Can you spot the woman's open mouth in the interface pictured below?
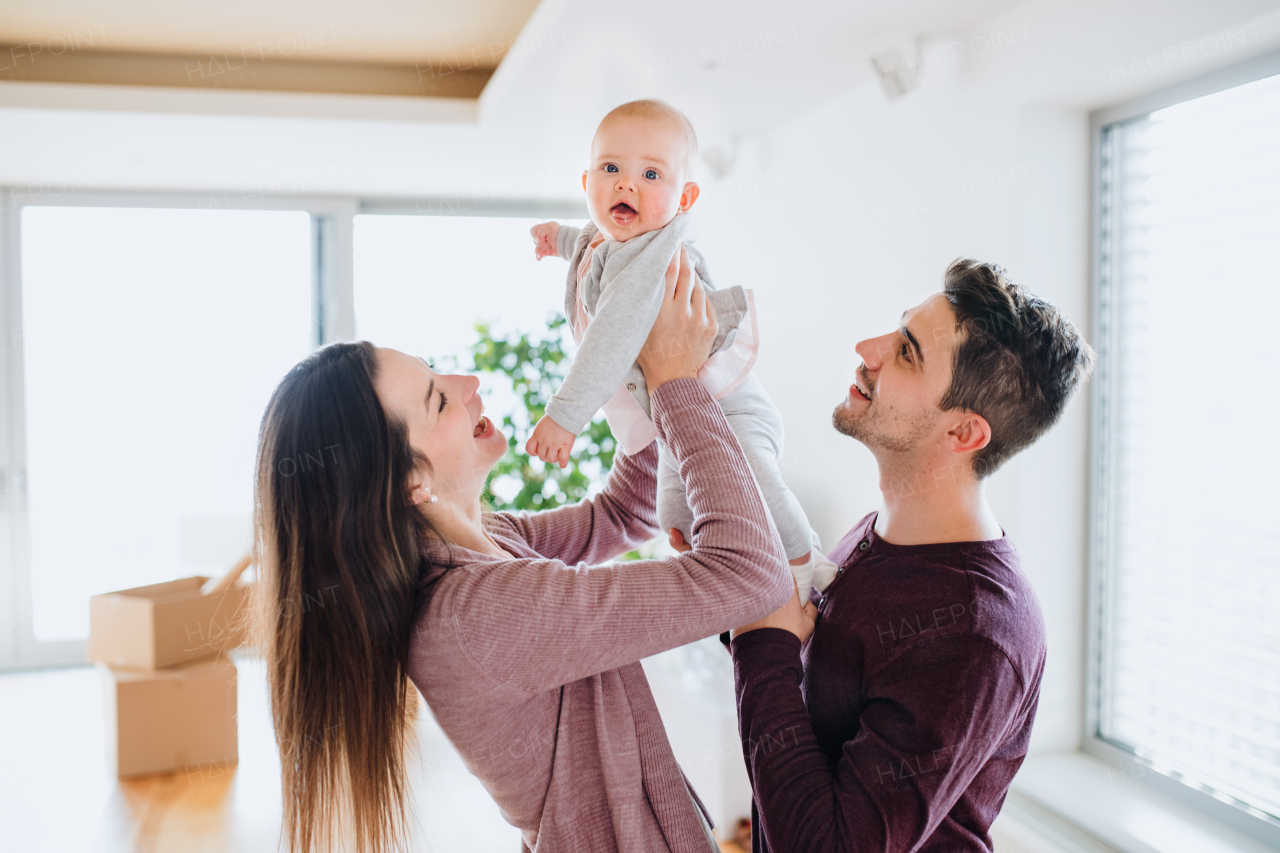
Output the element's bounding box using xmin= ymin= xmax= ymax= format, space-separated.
xmin=610 ymin=202 xmax=638 ymax=227
xmin=474 ymin=415 xmax=493 ymax=439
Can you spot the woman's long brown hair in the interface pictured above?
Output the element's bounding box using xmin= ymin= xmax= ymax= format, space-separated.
xmin=254 ymin=341 xmax=434 ymax=853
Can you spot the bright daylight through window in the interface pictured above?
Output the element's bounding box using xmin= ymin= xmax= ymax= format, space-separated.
xmin=1095 ymin=72 xmax=1280 ymax=821
xmin=20 ymin=207 xmax=312 ymax=640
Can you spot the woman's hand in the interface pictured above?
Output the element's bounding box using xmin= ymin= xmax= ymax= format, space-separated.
xmin=636 ymin=246 xmax=718 ymax=390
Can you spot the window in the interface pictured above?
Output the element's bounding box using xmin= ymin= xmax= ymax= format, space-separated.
xmin=1091 ymin=61 xmax=1280 ymax=839
xmin=354 ymin=213 xmax=584 ymax=361
xmin=0 ymin=195 xmax=583 ymax=668
xmin=0 ymin=194 xmax=359 ymax=668
xmin=19 ymin=206 xmax=313 ymax=642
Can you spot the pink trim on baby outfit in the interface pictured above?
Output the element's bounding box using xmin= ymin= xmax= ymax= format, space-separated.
xmin=697 ymin=290 xmax=758 ymax=401
xmin=571 ymin=235 xmax=759 ymax=456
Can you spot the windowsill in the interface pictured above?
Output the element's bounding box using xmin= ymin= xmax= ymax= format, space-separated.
xmin=1007 ymin=752 xmax=1275 ymax=853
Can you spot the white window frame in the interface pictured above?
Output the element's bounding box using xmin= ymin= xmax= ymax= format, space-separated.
xmin=0 ymin=188 xmax=585 ymax=671
xmin=0 ymin=190 xmax=357 ymax=670
xmin=1086 ymin=45 xmax=1280 ymax=849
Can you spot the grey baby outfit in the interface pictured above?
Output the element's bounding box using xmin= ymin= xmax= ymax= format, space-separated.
xmin=545 ymin=214 xmax=815 ymax=560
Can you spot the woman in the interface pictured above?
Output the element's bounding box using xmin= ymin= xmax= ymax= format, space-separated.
xmin=255 ymin=249 xmax=793 ymax=853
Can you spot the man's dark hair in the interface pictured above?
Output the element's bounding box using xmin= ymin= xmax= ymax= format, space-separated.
xmin=939 ymin=259 xmax=1096 ymax=477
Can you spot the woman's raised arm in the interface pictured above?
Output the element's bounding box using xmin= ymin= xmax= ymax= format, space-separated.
xmin=420 ymin=248 xmax=793 ymax=693
xmin=489 ymin=441 xmax=661 ymax=567
xmin=431 ymin=379 xmax=793 ymax=694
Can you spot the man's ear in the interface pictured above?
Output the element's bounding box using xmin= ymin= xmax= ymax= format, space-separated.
xmin=582 ymin=171 xmax=588 ymax=192
xmin=944 ymin=411 xmax=991 ymax=456
xmin=679 ymin=182 xmax=700 ymax=213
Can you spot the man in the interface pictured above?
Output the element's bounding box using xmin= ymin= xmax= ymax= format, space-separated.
xmin=730 ymin=260 xmax=1095 ymax=852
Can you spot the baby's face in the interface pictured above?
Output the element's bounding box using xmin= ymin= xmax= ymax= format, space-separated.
xmin=583 ymin=116 xmax=697 ymax=242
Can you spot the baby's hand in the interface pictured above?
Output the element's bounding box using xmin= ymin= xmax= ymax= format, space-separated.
xmin=531 ymin=222 xmax=561 ymax=261
xmin=526 ymin=415 xmax=576 ymax=468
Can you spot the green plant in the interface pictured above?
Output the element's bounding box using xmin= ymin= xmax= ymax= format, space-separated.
xmin=468 ymin=314 xmax=618 ymax=512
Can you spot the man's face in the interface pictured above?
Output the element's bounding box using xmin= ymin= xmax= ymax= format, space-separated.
xmin=832 ymin=293 xmax=958 ymax=455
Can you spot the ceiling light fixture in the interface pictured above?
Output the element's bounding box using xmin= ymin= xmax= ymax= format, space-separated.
xmin=871 ymin=42 xmax=921 ymax=100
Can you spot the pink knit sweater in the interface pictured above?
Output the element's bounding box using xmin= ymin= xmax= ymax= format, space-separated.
xmin=408 ymin=379 xmax=792 ymax=852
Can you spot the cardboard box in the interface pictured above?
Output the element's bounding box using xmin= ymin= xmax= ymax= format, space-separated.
xmin=88 ymin=576 xmax=249 ymax=671
xmin=99 ymin=655 xmax=238 ymax=778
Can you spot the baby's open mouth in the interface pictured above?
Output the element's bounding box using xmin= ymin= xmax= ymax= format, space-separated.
xmin=610 ymin=202 xmax=638 ymax=225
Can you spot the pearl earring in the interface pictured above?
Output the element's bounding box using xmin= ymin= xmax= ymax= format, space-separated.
xmin=428 ymin=495 xmax=438 ymax=504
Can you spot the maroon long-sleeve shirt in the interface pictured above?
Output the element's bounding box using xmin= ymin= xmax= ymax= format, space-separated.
xmin=408 ymin=379 xmax=792 ymax=853
xmin=731 ymin=512 xmax=1046 ymax=853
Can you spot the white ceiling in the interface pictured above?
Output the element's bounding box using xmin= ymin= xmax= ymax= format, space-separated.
xmin=2 ymin=0 xmax=1279 ymax=200
xmin=483 ymin=0 xmax=1030 ymax=138
xmin=0 ymin=0 xmax=1039 ymax=150
xmin=0 ymin=0 xmax=541 ymax=64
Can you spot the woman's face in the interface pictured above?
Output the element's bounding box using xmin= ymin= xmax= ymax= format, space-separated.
xmin=372 ymin=348 xmax=506 ymax=505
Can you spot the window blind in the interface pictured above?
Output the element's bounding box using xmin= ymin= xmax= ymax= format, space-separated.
xmin=1096 ymin=72 xmax=1280 ymax=821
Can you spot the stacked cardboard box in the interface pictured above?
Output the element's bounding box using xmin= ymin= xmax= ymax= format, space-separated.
xmin=90 ymin=573 xmax=250 ymax=778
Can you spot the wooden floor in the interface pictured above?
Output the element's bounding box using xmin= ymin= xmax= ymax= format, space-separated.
xmin=0 ymin=652 xmax=1042 ymax=852
xmin=0 ymin=657 xmax=522 ymax=853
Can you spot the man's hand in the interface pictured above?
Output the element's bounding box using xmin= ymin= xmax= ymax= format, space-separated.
xmin=531 ymin=222 xmax=561 ymax=261
xmin=636 ymin=246 xmax=718 ymax=390
xmin=733 ymin=582 xmax=818 ymax=644
xmin=526 ymin=415 xmax=575 ymax=468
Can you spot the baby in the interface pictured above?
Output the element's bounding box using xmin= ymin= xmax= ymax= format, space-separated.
xmin=527 ymin=99 xmax=836 ymax=595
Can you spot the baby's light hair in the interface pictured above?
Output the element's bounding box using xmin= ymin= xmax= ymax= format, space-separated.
xmin=598 ymin=99 xmax=698 ymax=177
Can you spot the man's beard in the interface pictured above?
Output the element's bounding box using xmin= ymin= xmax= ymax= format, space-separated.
xmin=832 ymin=400 xmax=935 ymax=454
